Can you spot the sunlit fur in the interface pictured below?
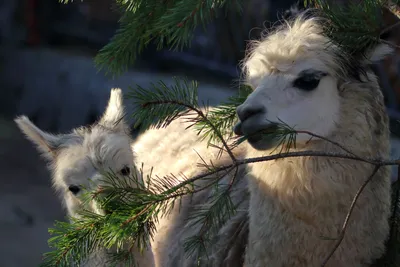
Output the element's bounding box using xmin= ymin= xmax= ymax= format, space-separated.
xmin=15 ymin=89 xmax=155 ymax=267
xmin=237 ymin=11 xmax=393 ymax=266
xmin=15 ymin=89 xmax=250 ymax=267
xmin=131 ymin=117 xmax=248 ymax=267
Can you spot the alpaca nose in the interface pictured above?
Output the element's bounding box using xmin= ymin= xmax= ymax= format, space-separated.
xmin=236 ymin=103 xmax=265 ymax=122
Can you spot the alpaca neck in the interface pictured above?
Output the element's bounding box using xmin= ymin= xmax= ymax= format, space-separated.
xmin=243 ymin=136 xmax=379 ymax=266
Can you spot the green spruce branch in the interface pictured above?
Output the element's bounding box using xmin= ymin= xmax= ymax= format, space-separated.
xmin=127 ymin=77 xmax=239 ymax=161
xmin=194 ymin=84 xmax=252 ymax=147
xmin=60 ymin=0 xmax=400 ymax=76
xmin=89 ymin=0 xmax=243 ymax=75
xmin=303 ymin=0 xmax=400 ymax=57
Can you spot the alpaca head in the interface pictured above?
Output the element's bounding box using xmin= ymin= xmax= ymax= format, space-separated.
xmin=234 ymin=11 xmax=393 ymax=151
xmin=15 ymin=89 xmax=136 ymax=218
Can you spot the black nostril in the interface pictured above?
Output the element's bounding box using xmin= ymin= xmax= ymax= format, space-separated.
xmin=237 ymin=104 xmax=265 ymax=121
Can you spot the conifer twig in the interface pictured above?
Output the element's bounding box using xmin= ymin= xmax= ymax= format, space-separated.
xmin=380 ymin=20 xmax=400 ymax=36
xmin=167 ymin=151 xmax=397 ymax=189
xmin=298 ymin=130 xmax=359 ymax=157
xmin=142 ymin=99 xmax=237 ymax=162
xmin=320 ymin=165 xmax=381 ymax=267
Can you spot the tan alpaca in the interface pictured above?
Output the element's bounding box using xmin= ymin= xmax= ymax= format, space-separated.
xmin=234 ymin=11 xmax=393 ymax=267
xmin=15 ymin=88 xmax=249 ymax=267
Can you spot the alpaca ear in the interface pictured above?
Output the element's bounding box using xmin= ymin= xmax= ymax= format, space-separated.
xmin=98 ymin=88 xmax=128 ymax=132
xmin=14 ymin=116 xmax=62 ymax=160
xmin=367 ymin=43 xmax=394 ymax=62
xmin=366 ymin=6 xmax=398 ymax=62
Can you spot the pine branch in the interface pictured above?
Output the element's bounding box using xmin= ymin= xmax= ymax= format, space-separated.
xmin=127 ymin=77 xmax=237 ymax=162
xmin=321 ymin=165 xmax=381 ymax=267
xmin=182 ymin=168 xmax=242 ymax=261
xmin=127 ymin=77 xmax=199 ymax=130
xmin=91 ymin=0 xmax=243 ymax=75
xmin=183 ymin=185 xmax=235 ymax=261
xmin=194 ymin=84 xmax=252 ymax=147
xmin=230 ymin=119 xmax=298 ymax=154
xmin=41 ymin=166 xmax=186 ymax=267
xmin=303 ymin=0 xmax=400 ymax=57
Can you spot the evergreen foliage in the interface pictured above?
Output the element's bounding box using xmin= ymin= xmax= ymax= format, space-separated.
xmin=41 ymin=0 xmax=400 ymax=266
xmin=305 ymin=0 xmax=388 ymax=56
xmin=60 ymin=0 xmax=243 ymax=76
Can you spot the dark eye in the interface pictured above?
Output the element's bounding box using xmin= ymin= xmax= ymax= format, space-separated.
xmin=293 ymin=76 xmax=321 ymax=91
xmin=120 ymin=166 xmax=130 ymax=176
xmin=68 ymin=185 xmax=80 ymax=195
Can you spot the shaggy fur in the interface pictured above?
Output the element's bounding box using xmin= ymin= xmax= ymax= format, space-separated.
xmin=14 ymin=90 xmax=155 ymax=267
xmin=235 ymin=11 xmax=393 ymax=267
xmin=15 ymin=89 xmax=250 ymax=267
xmin=119 ymin=100 xmax=249 ymax=267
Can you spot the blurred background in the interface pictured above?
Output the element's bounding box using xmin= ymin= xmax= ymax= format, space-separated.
xmin=1 ymin=0 xmax=400 ymax=266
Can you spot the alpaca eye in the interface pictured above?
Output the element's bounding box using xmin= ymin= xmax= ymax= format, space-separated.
xmin=293 ymin=70 xmax=327 ymax=91
xmin=120 ymin=166 xmax=130 ymax=176
xmin=68 ymin=185 xmax=80 ymax=195
xmin=293 ymin=76 xmax=321 ymax=91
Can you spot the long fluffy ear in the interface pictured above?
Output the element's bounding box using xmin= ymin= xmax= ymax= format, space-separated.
xmin=98 ymin=88 xmax=128 ymax=132
xmin=14 ymin=116 xmax=61 ymax=160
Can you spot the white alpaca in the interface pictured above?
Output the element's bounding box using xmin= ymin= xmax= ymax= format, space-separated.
xmin=15 ymin=89 xmax=249 ymax=267
xmin=14 ymin=90 xmax=156 ymax=267
xmin=233 ymin=11 xmax=393 ymax=266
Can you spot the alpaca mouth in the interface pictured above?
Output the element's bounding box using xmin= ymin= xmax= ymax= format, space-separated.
xmin=233 ymin=122 xmax=280 ymax=150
